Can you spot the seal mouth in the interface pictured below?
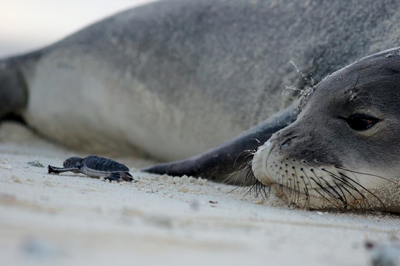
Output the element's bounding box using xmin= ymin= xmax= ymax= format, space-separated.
xmin=251 ymin=140 xmax=276 ymax=186
xmin=269 ymin=182 xmax=375 ymax=211
xmin=261 ymin=174 xmax=389 ymax=211
xmin=251 ymin=141 xmax=390 ymax=211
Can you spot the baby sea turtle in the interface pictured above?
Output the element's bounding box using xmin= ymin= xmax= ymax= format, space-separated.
xmin=48 ymin=155 xmax=134 ymax=182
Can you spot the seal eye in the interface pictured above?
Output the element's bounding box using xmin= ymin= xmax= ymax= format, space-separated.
xmin=346 ymin=113 xmax=379 ymax=131
xmin=64 ymin=160 xmax=70 ymax=167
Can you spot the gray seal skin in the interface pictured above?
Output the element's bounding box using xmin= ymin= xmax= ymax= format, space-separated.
xmin=48 ymin=155 xmax=134 ymax=182
xmin=1 ymin=0 xmax=400 ymax=159
xmin=142 ymin=103 xmax=298 ymax=180
xmin=252 ymin=48 xmax=400 ymax=213
xmin=1 ymin=0 xmax=400 ymax=209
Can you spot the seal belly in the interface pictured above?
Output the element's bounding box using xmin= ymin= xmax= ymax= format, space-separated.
xmin=23 ymin=49 xmax=252 ymax=160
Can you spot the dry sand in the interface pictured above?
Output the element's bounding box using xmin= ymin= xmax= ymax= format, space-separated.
xmin=0 ymin=122 xmax=399 ymax=266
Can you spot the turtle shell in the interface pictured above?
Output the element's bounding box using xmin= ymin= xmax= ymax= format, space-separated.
xmin=82 ymin=156 xmax=129 ymax=172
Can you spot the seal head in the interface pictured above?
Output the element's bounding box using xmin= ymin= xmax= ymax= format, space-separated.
xmin=252 ymin=48 xmax=400 ymax=212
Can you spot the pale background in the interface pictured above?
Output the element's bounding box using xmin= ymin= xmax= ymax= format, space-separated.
xmin=0 ymin=0 xmax=156 ymax=58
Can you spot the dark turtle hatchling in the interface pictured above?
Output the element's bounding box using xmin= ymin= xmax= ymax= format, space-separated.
xmin=48 ymin=155 xmax=134 ymax=182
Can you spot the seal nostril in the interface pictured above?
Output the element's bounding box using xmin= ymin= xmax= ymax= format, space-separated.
xmin=280 ymin=139 xmax=291 ymax=149
xmin=280 ymin=136 xmax=297 ymax=150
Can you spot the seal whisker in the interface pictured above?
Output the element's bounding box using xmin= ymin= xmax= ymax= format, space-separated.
xmin=308 ymin=180 xmax=342 ymax=209
xmin=227 ymin=173 xmax=248 ymax=194
xmin=291 ymin=168 xmax=302 ymax=205
xmin=339 ymin=173 xmax=376 ymax=211
xmin=294 ymin=168 xmax=310 ymax=206
xmin=301 ymin=168 xmax=316 ymax=198
xmin=322 ymin=169 xmax=370 ymax=210
xmin=300 ymin=169 xmax=342 ymax=209
xmin=335 ymin=178 xmax=363 ymax=211
xmin=243 ymin=180 xmax=263 ymax=198
xmin=223 ymin=156 xmax=254 ymax=185
xmin=239 ymin=164 xmax=270 ymax=199
xmin=293 ymin=168 xmax=303 ymax=205
xmin=228 ymin=164 xmax=254 ymax=194
xmin=336 ymin=176 xmax=369 ymax=210
xmin=310 ymin=177 xmax=343 ymax=209
xmin=335 ymin=167 xmax=395 ymax=183
xmin=233 ymin=149 xmax=256 ymax=168
xmin=222 ymin=171 xmax=239 ymax=186
xmin=304 ymin=163 xmax=349 ymax=209
xmin=310 ymin=169 xmax=347 ymax=209
xmin=278 ymin=164 xmax=292 ymax=201
xmin=339 ymin=172 xmax=386 ymax=211
xmin=319 ymin=169 xmax=364 ymax=210
xmin=303 ymin=168 xmax=346 ymax=209
xmin=332 ymin=181 xmax=349 ymax=210
xmin=333 ymin=179 xmax=364 ymax=210
xmin=322 ymin=168 xmax=386 ymax=211
xmin=282 ymin=163 xmax=292 ymax=202
xmin=300 ymin=168 xmax=334 ymax=205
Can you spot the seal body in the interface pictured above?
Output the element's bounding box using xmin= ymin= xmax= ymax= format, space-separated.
xmin=2 ymin=0 xmax=400 ymax=211
xmin=1 ymin=0 xmax=400 ymax=161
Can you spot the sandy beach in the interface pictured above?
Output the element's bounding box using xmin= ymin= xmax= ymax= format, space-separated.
xmin=0 ymin=121 xmax=399 ymax=266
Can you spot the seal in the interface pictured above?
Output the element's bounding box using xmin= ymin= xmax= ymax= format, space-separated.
xmin=1 ymin=0 xmax=399 ymax=160
xmin=1 ymin=1 xmax=400 ymax=211
xmin=145 ymin=48 xmax=400 ymax=213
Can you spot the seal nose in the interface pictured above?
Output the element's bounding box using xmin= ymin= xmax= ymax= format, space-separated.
xmin=280 ymin=138 xmax=291 ymax=149
xmin=279 ymin=136 xmax=296 ymax=150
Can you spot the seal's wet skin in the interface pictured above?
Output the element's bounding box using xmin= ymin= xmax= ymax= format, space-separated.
xmin=48 ymin=156 xmax=134 ymax=182
xmin=1 ymin=0 xmax=400 ymax=212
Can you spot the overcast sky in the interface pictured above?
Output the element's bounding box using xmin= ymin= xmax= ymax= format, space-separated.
xmin=0 ymin=0 xmax=156 ymax=58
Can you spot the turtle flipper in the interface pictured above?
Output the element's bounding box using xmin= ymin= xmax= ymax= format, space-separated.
xmin=48 ymin=165 xmax=80 ymax=174
xmin=121 ymin=172 xmax=134 ymax=182
xmin=104 ymin=172 xmax=134 ymax=182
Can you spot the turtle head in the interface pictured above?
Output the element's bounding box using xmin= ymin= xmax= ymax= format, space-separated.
xmin=63 ymin=157 xmax=83 ymax=168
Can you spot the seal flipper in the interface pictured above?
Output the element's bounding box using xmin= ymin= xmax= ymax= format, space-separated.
xmin=142 ymin=104 xmax=298 ymax=182
xmin=0 ymin=51 xmax=41 ymax=119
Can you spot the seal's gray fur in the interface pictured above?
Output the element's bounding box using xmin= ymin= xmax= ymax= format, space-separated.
xmin=1 ymin=0 xmax=400 ymax=162
xmin=252 ymin=48 xmax=400 ymax=212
